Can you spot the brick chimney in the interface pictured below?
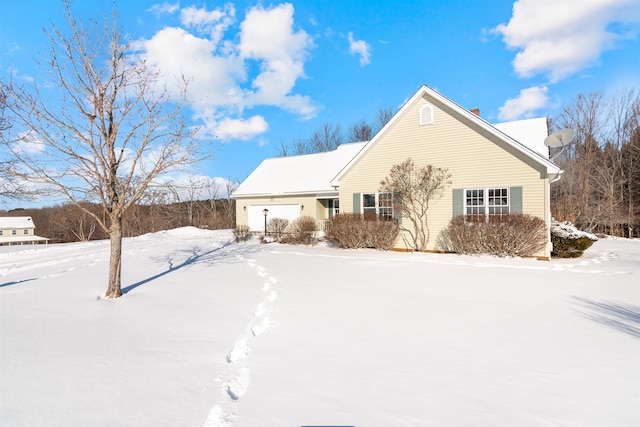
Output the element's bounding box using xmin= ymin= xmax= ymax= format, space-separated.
xmin=470 ymin=108 xmax=480 ymax=116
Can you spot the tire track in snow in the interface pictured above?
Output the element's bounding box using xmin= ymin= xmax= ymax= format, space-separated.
xmin=202 ymin=257 xmax=279 ymax=427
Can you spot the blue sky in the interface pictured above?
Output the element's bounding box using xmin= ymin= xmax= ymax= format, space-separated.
xmin=2 ymin=0 xmax=639 ymax=207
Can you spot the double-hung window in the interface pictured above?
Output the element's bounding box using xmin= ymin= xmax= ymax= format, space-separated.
xmin=362 ymin=192 xmax=394 ymax=220
xmin=465 ymin=187 xmax=509 ymax=218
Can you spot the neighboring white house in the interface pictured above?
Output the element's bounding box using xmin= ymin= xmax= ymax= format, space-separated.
xmin=234 ymin=85 xmax=562 ymax=259
xmin=0 ymin=216 xmax=49 ymax=246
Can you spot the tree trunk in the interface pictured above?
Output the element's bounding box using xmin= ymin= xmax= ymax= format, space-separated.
xmin=105 ymin=215 xmax=123 ymax=298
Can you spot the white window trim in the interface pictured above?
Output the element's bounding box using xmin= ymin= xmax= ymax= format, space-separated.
xmin=419 ymin=104 xmax=434 ymax=125
xmin=362 ymin=192 xmax=394 ymax=219
xmin=464 ymin=187 xmax=510 ymax=219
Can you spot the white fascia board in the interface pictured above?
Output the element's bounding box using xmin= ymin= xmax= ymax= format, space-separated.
xmin=235 ymin=190 xmax=339 ymax=198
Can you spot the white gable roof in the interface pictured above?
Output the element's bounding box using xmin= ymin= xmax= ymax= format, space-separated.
xmin=0 ymin=216 xmax=36 ymax=229
xmin=331 ymin=85 xmax=562 ymax=186
xmin=234 ymin=142 xmax=367 ymax=197
xmin=493 ymin=117 xmax=549 ymax=159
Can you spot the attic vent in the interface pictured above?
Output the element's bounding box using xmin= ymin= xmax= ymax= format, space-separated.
xmin=419 ymin=104 xmax=434 ymax=125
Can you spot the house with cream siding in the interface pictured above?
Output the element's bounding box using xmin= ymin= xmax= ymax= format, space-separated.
xmin=0 ymin=216 xmax=49 ymax=246
xmin=235 ymin=85 xmax=562 ymax=259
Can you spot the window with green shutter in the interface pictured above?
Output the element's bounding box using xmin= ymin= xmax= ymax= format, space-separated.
xmin=453 ymin=186 xmax=523 ymax=219
xmin=354 ymin=192 xmax=396 ymax=221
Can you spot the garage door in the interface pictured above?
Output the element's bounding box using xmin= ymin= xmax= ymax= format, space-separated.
xmin=247 ymin=204 xmax=300 ymax=232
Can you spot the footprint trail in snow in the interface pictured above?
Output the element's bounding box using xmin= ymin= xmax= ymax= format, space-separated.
xmin=202 ymin=256 xmax=279 ymax=427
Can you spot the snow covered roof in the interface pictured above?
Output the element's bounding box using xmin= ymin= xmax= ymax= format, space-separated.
xmin=0 ymin=216 xmax=36 ymax=229
xmin=233 ymin=142 xmax=367 ymax=197
xmin=493 ymin=117 xmax=550 ymax=159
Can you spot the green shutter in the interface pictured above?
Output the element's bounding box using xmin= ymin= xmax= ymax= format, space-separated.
xmin=393 ymin=196 xmax=402 ymax=225
xmin=510 ymin=186 xmax=523 ymax=213
xmin=452 ymin=189 xmax=464 ymax=217
xmin=328 ymin=199 xmax=334 ymax=217
xmin=353 ymin=193 xmax=361 ymax=213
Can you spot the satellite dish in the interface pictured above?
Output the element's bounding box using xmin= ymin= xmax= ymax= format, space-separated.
xmin=545 ymin=128 xmax=575 ymax=160
xmin=544 ymin=128 xmax=575 ymax=148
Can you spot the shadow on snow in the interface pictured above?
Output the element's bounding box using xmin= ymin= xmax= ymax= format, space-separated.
xmin=122 ymin=240 xmax=261 ymax=294
xmin=0 ymin=278 xmax=37 ymax=288
xmin=571 ymin=296 xmax=640 ymax=339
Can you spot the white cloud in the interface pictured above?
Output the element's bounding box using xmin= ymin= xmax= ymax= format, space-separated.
xmin=214 ymin=116 xmax=269 ymax=141
xmin=498 ymin=85 xmax=549 ymax=121
xmin=348 ymin=32 xmax=371 ymax=66
xmin=139 ymin=26 xmax=245 ymax=107
xmin=135 ymin=3 xmax=316 ymax=142
xmin=180 ymin=3 xmax=235 ymax=46
xmin=493 ymin=0 xmax=640 ymax=82
xmin=15 ymin=132 xmax=45 ymax=154
xmin=239 ymin=4 xmax=315 ymax=114
xmin=147 ymin=2 xmax=180 ymax=16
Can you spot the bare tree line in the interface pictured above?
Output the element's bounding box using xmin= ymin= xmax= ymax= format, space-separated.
xmin=276 ymin=107 xmax=394 ymax=156
xmin=550 ymin=88 xmax=640 ymax=237
xmin=1 ymin=192 xmax=237 ymax=244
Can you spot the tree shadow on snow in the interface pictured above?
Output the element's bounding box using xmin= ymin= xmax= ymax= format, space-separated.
xmin=0 ymin=278 xmax=37 ymax=288
xmin=570 ymin=296 xmax=640 ymax=339
xmin=122 ymin=240 xmax=262 ymax=294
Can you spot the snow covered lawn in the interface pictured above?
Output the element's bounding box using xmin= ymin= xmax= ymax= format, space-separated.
xmin=1 ymin=228 xmax=638 ymax=426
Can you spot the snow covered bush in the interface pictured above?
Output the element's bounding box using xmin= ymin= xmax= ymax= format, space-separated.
xmin=326 ymin=213 xmax=399 ymax=250
xmin=442 ymin=214 xmax=547 ymax=257
xmin=551 ymin=222 xmax=598 ymax=258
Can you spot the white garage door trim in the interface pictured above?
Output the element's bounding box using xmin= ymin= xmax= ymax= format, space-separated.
xmin=247 ymin=204 xmax=300 ymax=232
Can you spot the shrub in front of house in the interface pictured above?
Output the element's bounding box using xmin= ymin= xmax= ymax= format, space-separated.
xmin=233 ymin=225 xmax=251 ymax=242
xmin=443 ymin=214 xmax=547 ymax=257
xmin=365 ymin=218 xmax=400 ymax=250
xmin=326 ymin=213 xmax=399 ymax=250
xmin=284 ymin=216 xmax=318 ymax=245
xmin=325 ymin=214 xmax=367 ymax=248
xmin=268 ymin=217 xmax=289 ymax=240
xmin=551 ymin=222 xmax=598 ymax=258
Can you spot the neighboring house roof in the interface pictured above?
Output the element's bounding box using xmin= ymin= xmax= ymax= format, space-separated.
xmin=0 ymin=216 xmax=36 ymax=229
xmin=233 ymin=142 xmax=367 ymax=197
xmin=0 ymin=235 xmax=49 ymax=244
xmin=331 ymin=85 xmax=562 ymax=187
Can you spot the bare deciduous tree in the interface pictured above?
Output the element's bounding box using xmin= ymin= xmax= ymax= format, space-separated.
xmin=0 ymin=82 xmax=26 ymax=201
xmin=374 ymin=106 xmax=393 ymax=133
xmin=347 ymin=118 xmax=372 ymax=142
xmin=221 ymin=179 xmax=239 ymax=228
xmin=552 ymin=88 xmax=640 ymax=237
xmin=2 ymin=2 xmax=206 ymax=298
xmin=380 ymin=158 xmax=451 ymax=251
xmin=277 ymin=107 xmax=393 ymax=156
